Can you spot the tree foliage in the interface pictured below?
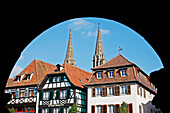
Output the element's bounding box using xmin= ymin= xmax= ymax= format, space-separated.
xmin=118 ymin=101 xmax=128 ymax=113
xmin=68 ymin=104 xmax=78 ymax=113
xmin=9 ymin=107 xmax=15 ymax=113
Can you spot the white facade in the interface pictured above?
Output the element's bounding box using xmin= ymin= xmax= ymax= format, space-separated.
xmin=87 ymin=83 xmax=161 ymax=113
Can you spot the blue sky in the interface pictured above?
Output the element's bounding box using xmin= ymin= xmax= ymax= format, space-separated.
xmin=9 ymin=17 xmax=164 ymax=78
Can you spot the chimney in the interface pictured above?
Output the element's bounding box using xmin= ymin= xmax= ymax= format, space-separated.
xmin=56 ymin=64 xmax=64 ymax=72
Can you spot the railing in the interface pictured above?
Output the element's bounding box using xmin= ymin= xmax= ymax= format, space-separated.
xmin=7 ymin=96 xmax=36 ymax=104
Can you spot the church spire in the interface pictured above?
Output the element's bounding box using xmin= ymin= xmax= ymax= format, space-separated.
xmin=64 ymin=29 xmax=76 ymax=66
xmin=93 ymin=22 xmax=106 ymax=67
xmin=95 ymin=22 xmax=104 ymax=55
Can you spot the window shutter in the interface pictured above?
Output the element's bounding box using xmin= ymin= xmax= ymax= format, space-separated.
xmin=128 ymin=103 xmax=133 ymax=113
xmin=115 ymin=104 xmax=119 ymax=113
xmin=61 ymin=76 xmax=64 ymax=82
xmin=144 ymin=89 xmax=146 ymax=98
xmin=60 ymin=107 xmax=64 ymax=113
xmin=92 ymin=87 xmax=96 ymax=97
xmin=56 ymin=90 xmax=60 ymax=99
xmin=102 ymin=105 xmax=107 ymax=113
xmin=38 ymin=108 xmax=42 ymax=113
xmin=126 ymin=68 xmax=128 ymax=76
xmin=49 ymin=77 xmax=53 ymax=83
xmin=114 ymin=86 xmax=120 ymax=96
xmin=127 ymin=85 xmax=131 ymax=95
xmin=39 ymin=91 xmax=43 ymax=101
xmin=137 ymin=85 xmax=139 ymax=95
xmin=49 ymin=108 xmax=52 ymax=113
xmin=140 ymin=87 xmax=142 ymax=97
xmin=91 ymin=105 xmax=95 ymax=113
xmin=66 ymin=89 xmax=70 ymax=99
xmin=102 ymin=86 xmax=107 ymax=96
xmin=49 ymin=91 xmax=53 ymax=100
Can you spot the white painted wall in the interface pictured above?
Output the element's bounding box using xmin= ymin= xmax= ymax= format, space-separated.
xmin=87 ymin=83 xmax=161 ymax=113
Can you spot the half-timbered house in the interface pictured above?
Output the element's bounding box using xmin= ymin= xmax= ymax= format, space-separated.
xmin=5 ymin=59 xmax=56 ymax=112
xmin=38 ymin=63 xmax=91 ymax=113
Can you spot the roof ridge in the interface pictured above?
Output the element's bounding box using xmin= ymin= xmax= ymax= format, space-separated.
xmin=65 ymin=63 xmax=91 ymax=74
xmin=118 ymin=54 xmax=133 ymax=64
xmin=34 ymin=59 xmax=39 ymax=85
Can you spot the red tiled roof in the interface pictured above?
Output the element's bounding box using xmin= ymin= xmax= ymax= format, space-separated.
xmin=92 ymin=54 xmax=134 ymax=70
xmin=6 ymin=59 xmax=56 ymax=88
xmin=85 ymin=54 xmax=157 ymax=93
xmin=51 ymin=63 xmax=91 ymax=88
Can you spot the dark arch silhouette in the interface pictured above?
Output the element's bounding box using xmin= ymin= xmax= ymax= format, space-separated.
xmin=1 ymin=3 xmax=168 ymax=113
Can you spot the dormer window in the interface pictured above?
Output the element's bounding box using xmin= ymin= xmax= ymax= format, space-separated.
xmin=108 ymin=71 xmax=114 ymax=78
xmin=17 ymin=76 xmax=21 ymax=82
xmin=23 ymin=73 xmax=34 ymax=81
xmin=97 ymin=72 xmax=102 ymax=79
xmin=120 ymin=69 xmax=127 ymax=77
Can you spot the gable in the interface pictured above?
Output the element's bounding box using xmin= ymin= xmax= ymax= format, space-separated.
xmin=6 ymin=59 xmax=56 ymax=88
xmin=41 ymin=73 xmax=72 ymax=90
xmin=92 ymin=54 xmax=134 ymax=70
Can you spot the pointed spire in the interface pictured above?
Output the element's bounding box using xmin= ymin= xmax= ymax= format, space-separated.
xmin=64 ymin=29 xmax=76 ymax=66
xmin=95 ymin=22 xmax=104 ymax=55
xmin=93 ymin=22 xmax=106 ymax=67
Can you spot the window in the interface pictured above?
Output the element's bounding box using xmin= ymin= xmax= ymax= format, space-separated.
xmin=96 ymin=88 xmax=102 ymax=96
xmin=43 ymin=108 xmax=49 ymax=113
xmin=96 ymin=106 xmax=102 ymax=113
xmin=121 ymin=70 xmax=127 ymax=77
xmin=57 ymin=76 xmax=61 ymax=82
xmin=25 ymin=88 xmax=29 ymax=97
xmin=43 ymin=92 xmax=49 ymax=100
xmin=64 ymin=107 xmax=69 ymax=113
xmin=17 ymin=76 xmax=21 ymax=82
xmin=109 ymin=105 xmax=115 ymax=113
xmin=60 ymin=90 xmax=67 ymax=99
xmin=54 ymin=108 xmax=60 ymax=113
xmin=34 ymin=87 xmax=37 ymax=96
xmin=108 ymin=87 xmax=114 ymax=96
xmin=120 ymin=86 xmax=127 ymax=94
xmin=53 ymin=77 xmax=57 ymax=82
xmin=108 ymin=71 xmax=114 ymax=78
xmin=16 ymin=89 xmax=20 ymax=98
xmin=97 ymin=72 xmax=102 ymax=79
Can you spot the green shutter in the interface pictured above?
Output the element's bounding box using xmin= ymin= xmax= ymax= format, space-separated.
xmin=60 ymin=107 xmax=64 ymax=113
xmin=66 ymin=89 xmax=70 ymax=99
xmin=49 ymin=108 xmax=52 ymax=113
xmin=38 ymin=108 xmax=42 ymax=113
xmin=39 ymin=91 xmax=43 ymax=101
xmin=56 ymin=90 xmax=60 ymax=99
xmin=61 ymin=76 xmax=64 ymax=82
xmin=49 ymin=91 xmax=53 ymax=100
xmin=49 ymin=77 xmax=53 ymax=83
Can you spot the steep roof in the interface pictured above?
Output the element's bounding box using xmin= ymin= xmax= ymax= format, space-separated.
xmin=92 ymin=54 xmax=134 ymax=70
xmin=6 ymin=59 xmax=56 ymax=88
xmin=50 ymin=63 xmax=91 ymax=88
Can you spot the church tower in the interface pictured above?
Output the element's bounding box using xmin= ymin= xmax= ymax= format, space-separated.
xmin=64 ymin=29 xmax=76 ymax=66
xmin=93 ymin=22 xmax=106 ymax=67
